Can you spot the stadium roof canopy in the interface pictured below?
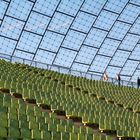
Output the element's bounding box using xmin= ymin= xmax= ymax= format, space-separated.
xmin=0 ymin=0 xmax=140 ymax=84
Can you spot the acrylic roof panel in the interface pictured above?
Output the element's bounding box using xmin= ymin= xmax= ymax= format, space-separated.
xmin=0 ymin=0 xmax=140 ymax=83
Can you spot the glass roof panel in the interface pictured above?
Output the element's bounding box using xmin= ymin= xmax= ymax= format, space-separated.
xmin=120 ymin=75 xmax=131 ymax=82
xmin=24 ymin=11 xmax=51 ymax=35
xmin=71 ymin=62 xmax=89 ymax=72
xmin=130 ymin=17 xmax=140 ymax=35
xmin=57 ymin=0 xmax=84 ymax=16
xmin=119 ymin=34 xmax=140 ymax=51
xmin=62 ymin=30 xmax=86 ymax=51
xmin=33 ymin=0 xmax=60 ymax=17
xmin=48 ymin=12 xmax=73 ymax=35
xmin=94 ymin=10 xmax=118 ymax=30
xmin=130 ymin=0 xmax=140 ymax=6
xmin=108 ymin=21 xmax=131 ymax=40
xmin=118 ymin=4 xmax=140 ymax=24
xmin=34 ymin=49 xmax=56 ymax=64
xmin=16 ymin=31 xmax=42 ymax=53
xmin=89 ymin=55 xmax=111 ymax=73
xmin=104 ymin=0 xmax=128 ymax=13
xmin=40 ymin=31 xmax=64 ymax=53
xmin=53 ymin=48 xmax=77 ymax=68
xmin=110 ymin=50 xmax=130 ymax=67
xmin=0 ymin=0 xmax=8 ymax=20
xmin=13 ymin=49 xmax=34 ymax=60
xmin=81 ymin=0 xmax=106 ymax=15
xmin=129 ymin=44 xmax=140 ymax=60
xmin=98 ymin=38 xmax=121 ymax=57
xmin=0 ymin=36 xmax=17 ymax=55
xmin=120 ymin=60 xmax=139 ymax=76
xmin=7 ymin=0 xmax=33 ymax=21
xmin=71 ymin=11 xmax=96 ymax=33
xmin=0 ymin=16 xmax=24 ymax=40
xmin=84 ymin=27 xmax=108 ymax=48
xmin=0 ymin=0 xmax=140 ymax=84
xmin=131 ymin=69 xmax=140 ymax=82
xmin=106 ymin=66 xmax=121 ymax=78
xmin=75 ymin=45 xmax=98 ymax=64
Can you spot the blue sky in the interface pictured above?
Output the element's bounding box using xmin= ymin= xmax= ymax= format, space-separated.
xmin=0 ymin=0 xmax=140 ymax=83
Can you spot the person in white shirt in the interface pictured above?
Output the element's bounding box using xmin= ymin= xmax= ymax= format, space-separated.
xmin=116 ymin=74 xmax=121 ymax=86
xmin=103 ymin=72 xmax=108 ymax=81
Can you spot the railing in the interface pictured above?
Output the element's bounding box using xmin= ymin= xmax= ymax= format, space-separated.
xmin=0 ymin=52 xmax=138 ymax=88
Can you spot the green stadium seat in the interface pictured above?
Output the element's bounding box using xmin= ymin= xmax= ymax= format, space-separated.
xmin=48 ymin=123 xmax=57 ymax=131
xmin=0 ymin=126 xmax=7 ymax=137
xmin=106 ymin=136 xmax=113 ymax=140
xmin=0 ymin=111 xmax=8 ymax=128
xmin=21 ymin=128 xmax=31 ymax=139
xmin=8 ymin=127 xmax=20 ymax=138
xmin=29 ymin=121 xmax=39 ymax=130
xmin=57 ymin=124 xmax=66 ymax=132
xmin=10 ymin=96 xmax=19 ymax=108
xmin=61 ymin=132 xmax=69 ymax=140
xmin=86 ymin=134 xmax=93 ymax=140
xmin=3 ymin=94 xmax=11 ymax=107
xmin=70 ymin=133 xmax=78 ymax=140
xmin=51 ymin=131 xmax=61 ymax=140
xmin=39 ymin=122 xmax=48 ymax=131
xmin=78 ymin=133 xmax=86 ymax=140
xmin=8 ymin=119 xmax=19 ymax=128
xmin=31 ymin=129 xmax=41 ymax=139
xmin=42 ymin=130 xmax=51 ymax=139
xmin=93 ymin=133 xmax=101 ymax=140
xmin=19 ymin=120 xmax=29 ymax=129
xmin=65 ymin=125 xmax=73 ymax=133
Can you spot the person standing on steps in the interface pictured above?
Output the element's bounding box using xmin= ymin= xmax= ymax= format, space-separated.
xmin=137 ymin=77 xmax=140 ymax=89
xmin=103 ymin=72 xmax=108 ymax=81
xmin=116 ymin=74 xmax=121 ymax=86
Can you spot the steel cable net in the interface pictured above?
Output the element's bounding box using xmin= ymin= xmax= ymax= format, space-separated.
xmin=0 ymin=0 xmax=140 ymax=84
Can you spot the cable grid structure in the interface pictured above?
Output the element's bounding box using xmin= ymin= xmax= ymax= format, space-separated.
xmin=0 ymin=0 xmax=140 ymax=84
